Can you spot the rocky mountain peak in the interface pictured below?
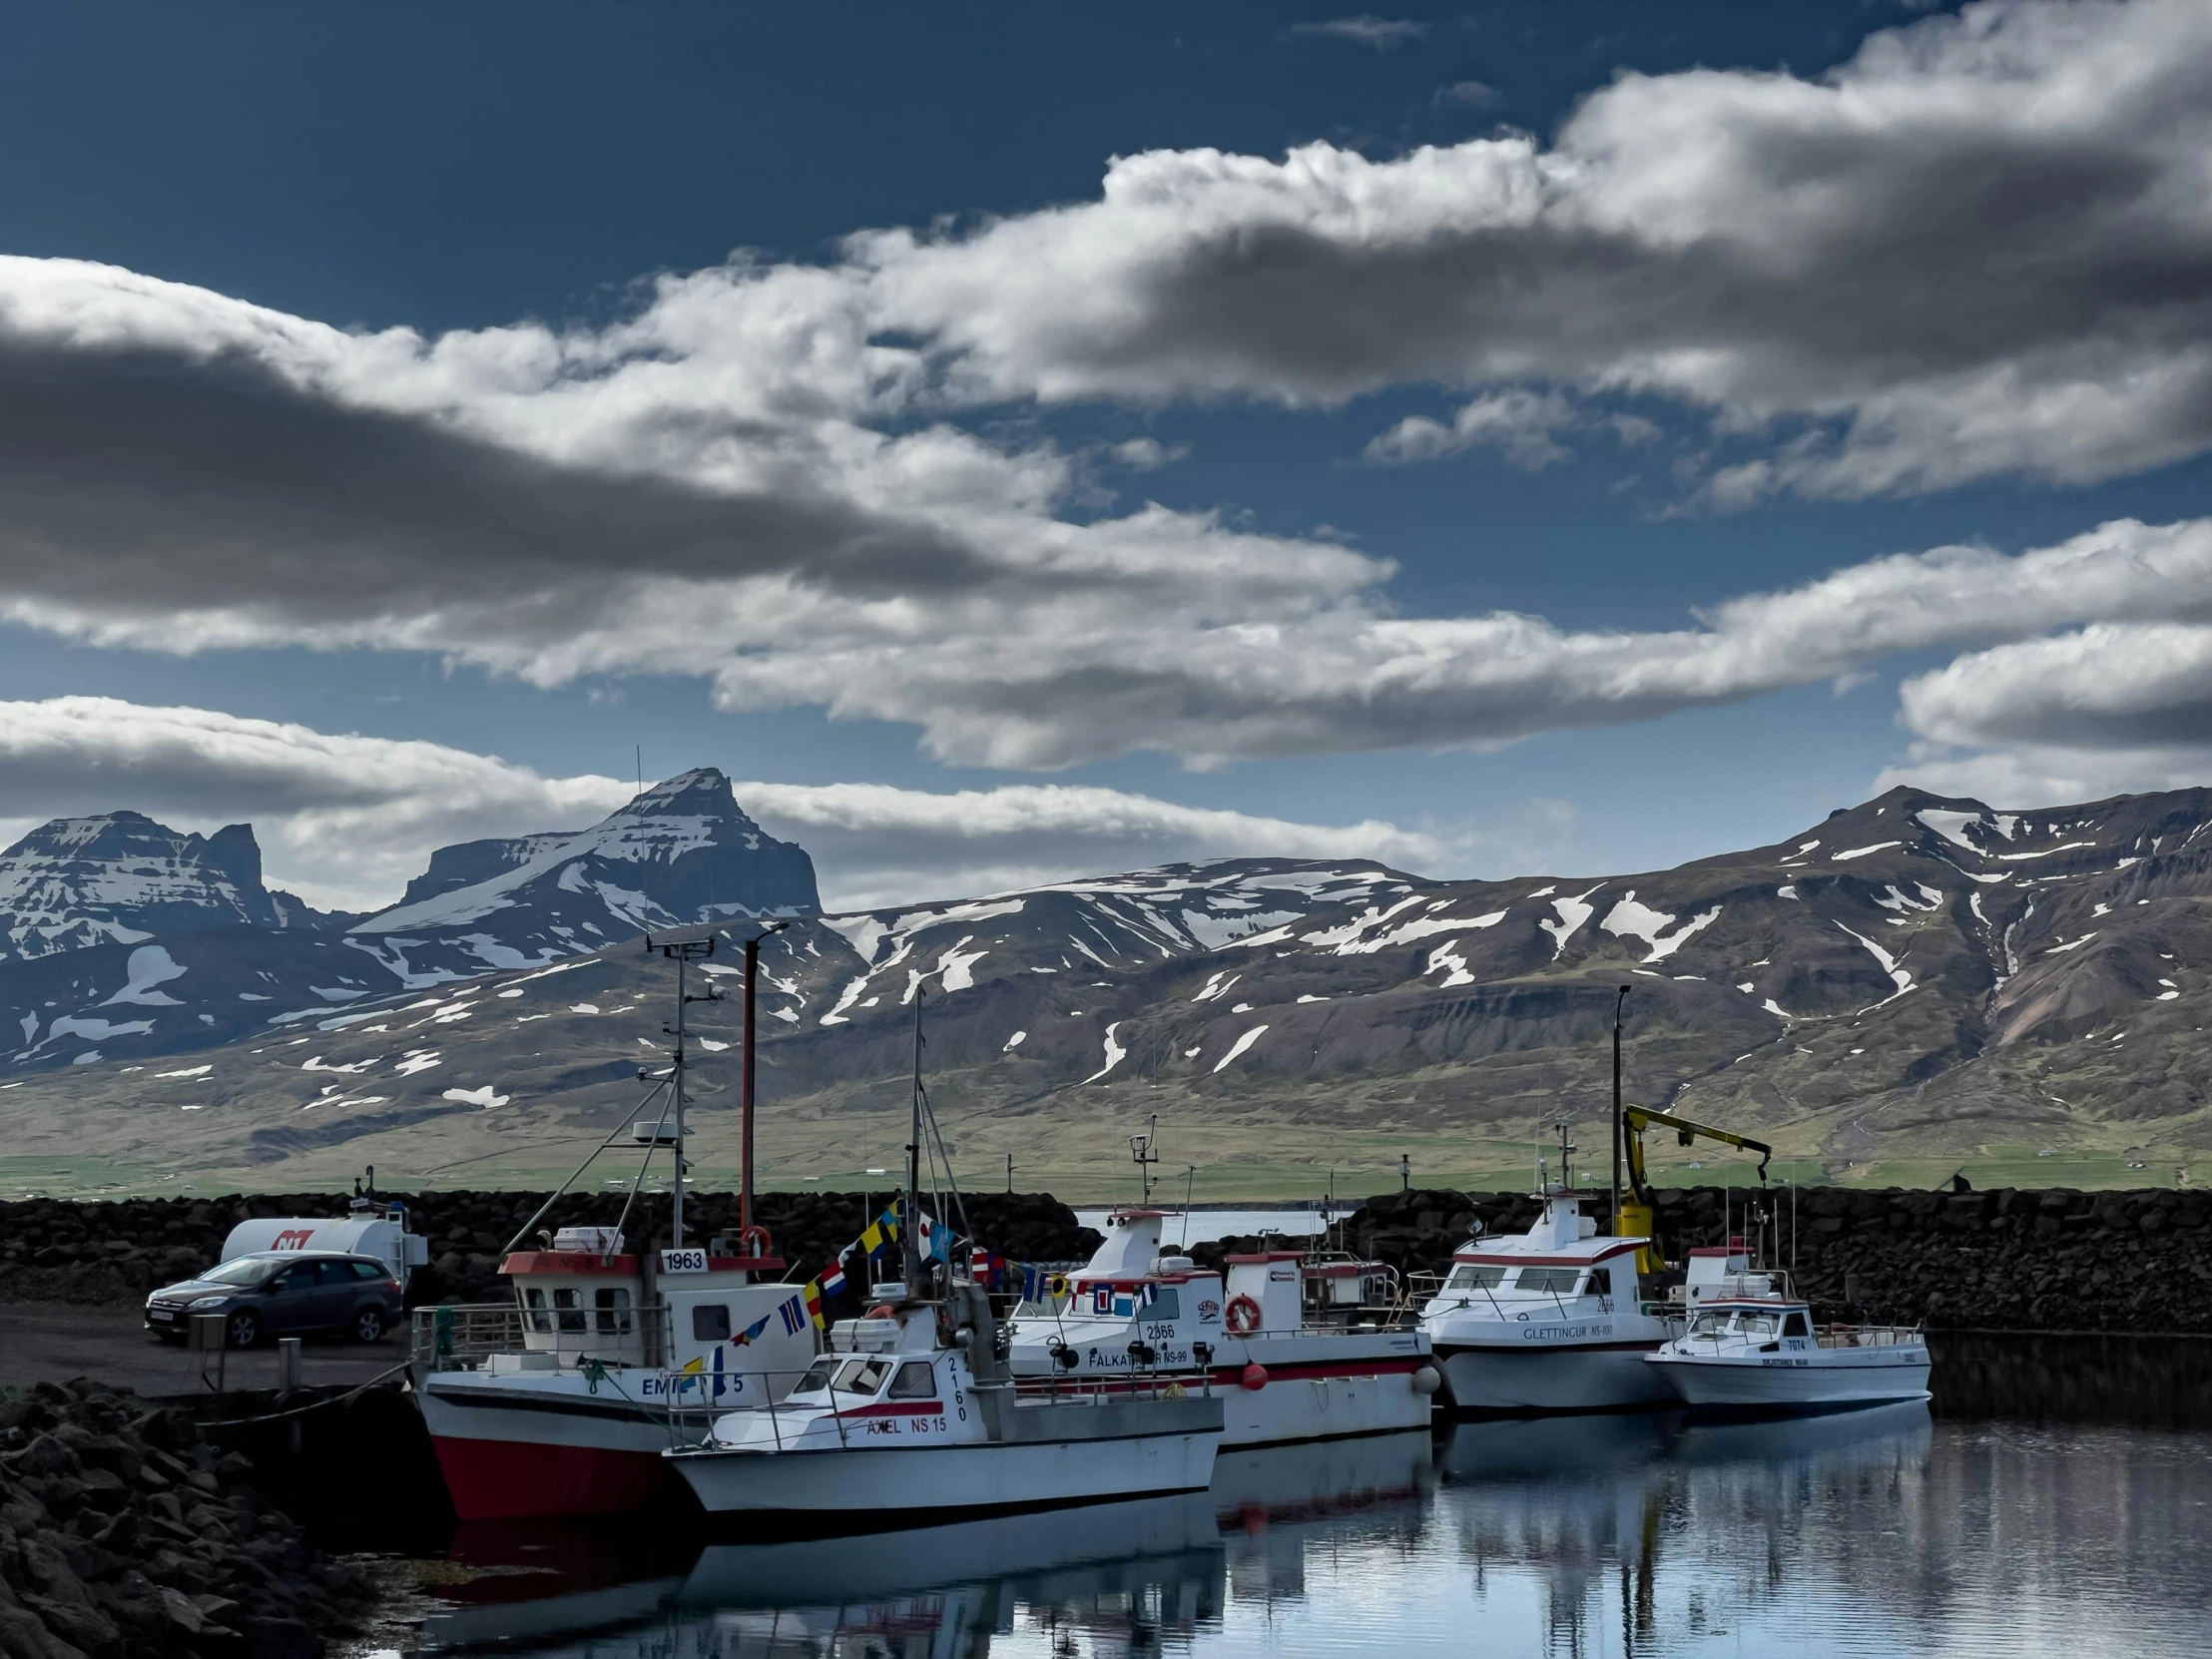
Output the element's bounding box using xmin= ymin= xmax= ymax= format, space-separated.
xmin=0 ymin=811 xmax=288 ymax=960
xmin=345 ymin=767 xmax=819 ymax=985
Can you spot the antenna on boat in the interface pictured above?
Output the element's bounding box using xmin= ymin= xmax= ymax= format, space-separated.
xmin=645 ymin=923 xmax=720 ymax=1251
xmin=1130 ymin=1114 xmax=1161 ymax=1204
xmin=1554 ymin=1120 xmax=1575 ymax=1193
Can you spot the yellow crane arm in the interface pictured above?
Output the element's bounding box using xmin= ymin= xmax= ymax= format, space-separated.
xmin=1616 ymin=1106 xmax=1773 ymax=1270
xmin=1621 ymin=1105 xmax=1773 ymax=1203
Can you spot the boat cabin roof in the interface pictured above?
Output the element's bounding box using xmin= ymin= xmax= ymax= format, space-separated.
xmin=1453 ymin=1237 xmax=1645 ymax=1267
xmin=499 ymin=1251 xmax=785 ymax=1278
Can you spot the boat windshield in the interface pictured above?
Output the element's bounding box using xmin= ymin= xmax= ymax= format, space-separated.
xmin=1515 ymin=1268 xmax=1580 ymax=1294
xmin=1445 ymin=1265 xmax=1507 ymax=1292
xmin=789 ymin=1363 xmax=836 ymax=1397
xmin=1738 ymin=1313 xmax=1779 ymax=1337
xmin=833 ymin=1358 xmax=893 ymax=1396
xmin=1687 ymin=1311 xmax=1733 ymax=1337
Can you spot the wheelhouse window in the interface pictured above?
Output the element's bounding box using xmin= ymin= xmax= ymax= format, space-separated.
xmin=1584 ymin=1269 xmax=1612 ymax=1298
xmin=887 ymin=1362 xmax=938 ymax=1399
xmin=1445 ymin=1265 xmax=1507 ymax=1292
xmin=1515 ymin=1268 xmax=1581 ymax=1294
xmin=1146 ymin=1289 xmax=1182 ymax=1320
xmin=833 ymin=1359 xmax=892 ymax=1395
xmin=691 ymin=1303 xmax=731 ymax=1342
xmin=595 ymin=1287 xmax=633 ymax=1336
xmin=553 ymin=1287 xmax=586 ymax=1334
xmin=1688 ymin=1311 xmax=1731 ymax=1337
xmin=790 ymin=1363 xmax=835 ymax=1396
xmin=1738 ymin=1312 xmax=1779 ymax=1338
xmin=1782 ymin=1312 xmax=1811 ymax=1339
xmin=522 ymin=1286 xmax=551 ymax=1334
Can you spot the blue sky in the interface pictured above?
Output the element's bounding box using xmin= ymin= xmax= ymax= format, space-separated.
xmin=4 ymin=0 xmax=2212 ymax=910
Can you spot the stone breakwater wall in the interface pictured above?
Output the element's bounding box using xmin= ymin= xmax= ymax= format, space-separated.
xmin=0 ymin=1190 xmax=1100 ymax=1311
xmin=0 ymin=1380 xmax=371 ymax=1659
xmin=1308 ymin=1185 xmax=2212 ymax=1336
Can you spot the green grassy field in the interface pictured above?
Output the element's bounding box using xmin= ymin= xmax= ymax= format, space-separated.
xmin=5 ymin=1121 xmax=2196 ymax=1203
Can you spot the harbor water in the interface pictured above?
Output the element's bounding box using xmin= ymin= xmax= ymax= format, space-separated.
xmin=366 ymin=1339 xmax=2212 ymax=1657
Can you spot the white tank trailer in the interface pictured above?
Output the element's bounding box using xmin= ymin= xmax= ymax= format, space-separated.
xmin=222 ymin=1205 xmax=430 ymax=1287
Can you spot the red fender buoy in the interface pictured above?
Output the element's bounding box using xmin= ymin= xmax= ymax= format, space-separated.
xmin=1240 ymin=1363 xmax=1269 ymax=1391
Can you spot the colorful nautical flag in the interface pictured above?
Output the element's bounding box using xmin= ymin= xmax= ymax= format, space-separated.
xmin=971 ymin=1250 xmax=999 ymax=1287
xmin=729 ymin=1307 xmax=776 ymax=1348
xmin=803 ymin=1281 xmax=826 ymax=1330
xmin=821 ymin=1263 xmax=846 ymax=1297
xmin=779 ymin=1295 xmax=807 ymax=1336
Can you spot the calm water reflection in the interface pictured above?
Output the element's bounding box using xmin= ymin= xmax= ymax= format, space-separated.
xmin=409 ymin=1409 xmax=2209 ymax=1657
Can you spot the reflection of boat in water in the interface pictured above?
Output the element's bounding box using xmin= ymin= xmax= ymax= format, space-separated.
xmin=1438 ymin=1408 xmax=1682 ymax=1484
xmin=1666 ymin=1397 xmax=1933 ymax=1468
xmin=412 ymin=1427 xmax=1435 ymax=1653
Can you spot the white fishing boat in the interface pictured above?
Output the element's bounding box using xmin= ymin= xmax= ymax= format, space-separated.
xmin=1415 ymin=1181 xmax=1677 ymax=1411
xmin=1645 ymin=1249 xmax=1931 ymax=1412
xmin=668 ymin=1283 xmax=1222 ymax=1534
xmin=1006 ymin=1208 xmax=1438 ymax=1447
xmin=411 ymin=924 xmax=818 ymax=1520
xmin=669 ymin=1013 xmax=1224 ymax=1535
xmin=414 ymin=1229 xmax=815 ymax=1520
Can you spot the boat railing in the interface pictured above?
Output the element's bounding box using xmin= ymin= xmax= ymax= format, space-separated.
xmin=1817 ymin=1323 xmax=1924 ymax=1350
xmin=409 ymin=1301 xmax=678 ymax=1377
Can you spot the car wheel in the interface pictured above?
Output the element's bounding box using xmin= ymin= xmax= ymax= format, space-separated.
xmin=226 ymin=1310 xmax=262 ymax=1349
xmin=352 ymin=1306 xmax=386 ymax=1345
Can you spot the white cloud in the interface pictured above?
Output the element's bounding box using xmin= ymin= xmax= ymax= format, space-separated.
xmin=1365 ymin=388 xmax=1577 ymax=468
xmin=867 ymin=0 xmax=2212 ymax=495
xmin=0 ymin=698 xmax=633 ymax=910
xmin=1291 ymin=16 xmax=1429 ymax=50
xmin=0 ymin=3 xmax=2210 ymax=775
xmin=744 ymin=781 xmax=1465 ymax=910
xmin=0 ymin=697 xmax=1470 ymax=912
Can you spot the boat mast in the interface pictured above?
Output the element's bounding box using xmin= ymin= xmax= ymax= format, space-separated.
xmin=903 ymin=987 xmax=926 ymax=1295
xmin=647 ymin=925 xmax=719 ymax=1251
xmin=740 ymin=919 xmax=792 ymax=1242
xmin=1611 ymin=985 xmax=1630 ymax=1234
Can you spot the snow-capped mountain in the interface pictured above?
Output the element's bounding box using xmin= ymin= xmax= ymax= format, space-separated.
xmin=345 ymin=769 xmax=819 ymax=985
xmin=14 ymin=777 xmax=2212 ymax=1190
xmin=0 ymin=768 xmax=818 ymax=1071
xmin=0 ymin=812 xmax=339 ymax=960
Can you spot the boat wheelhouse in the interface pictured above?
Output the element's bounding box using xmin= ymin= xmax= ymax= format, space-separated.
xmin=1005 ymin=1209 xmax=1436 ymax=1446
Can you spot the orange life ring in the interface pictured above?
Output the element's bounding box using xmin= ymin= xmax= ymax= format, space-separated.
xmin=739 ymin=1224 xmax=774 ymax=1257
xmin=1225 ymin=1294 xmax=1263 ymax=1335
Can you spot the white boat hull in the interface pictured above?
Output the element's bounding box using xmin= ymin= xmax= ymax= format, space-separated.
xmin=1213 ymin=1358 xmax=1432 ymax=1445
xmin=1646 ymin=1348 xmax=1932 ymax=1411
xmin=670 ymin=1425 xmax=1218 ymax=1533
xmin=1434 ymin=1341 xmax=1674 ymax=1412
